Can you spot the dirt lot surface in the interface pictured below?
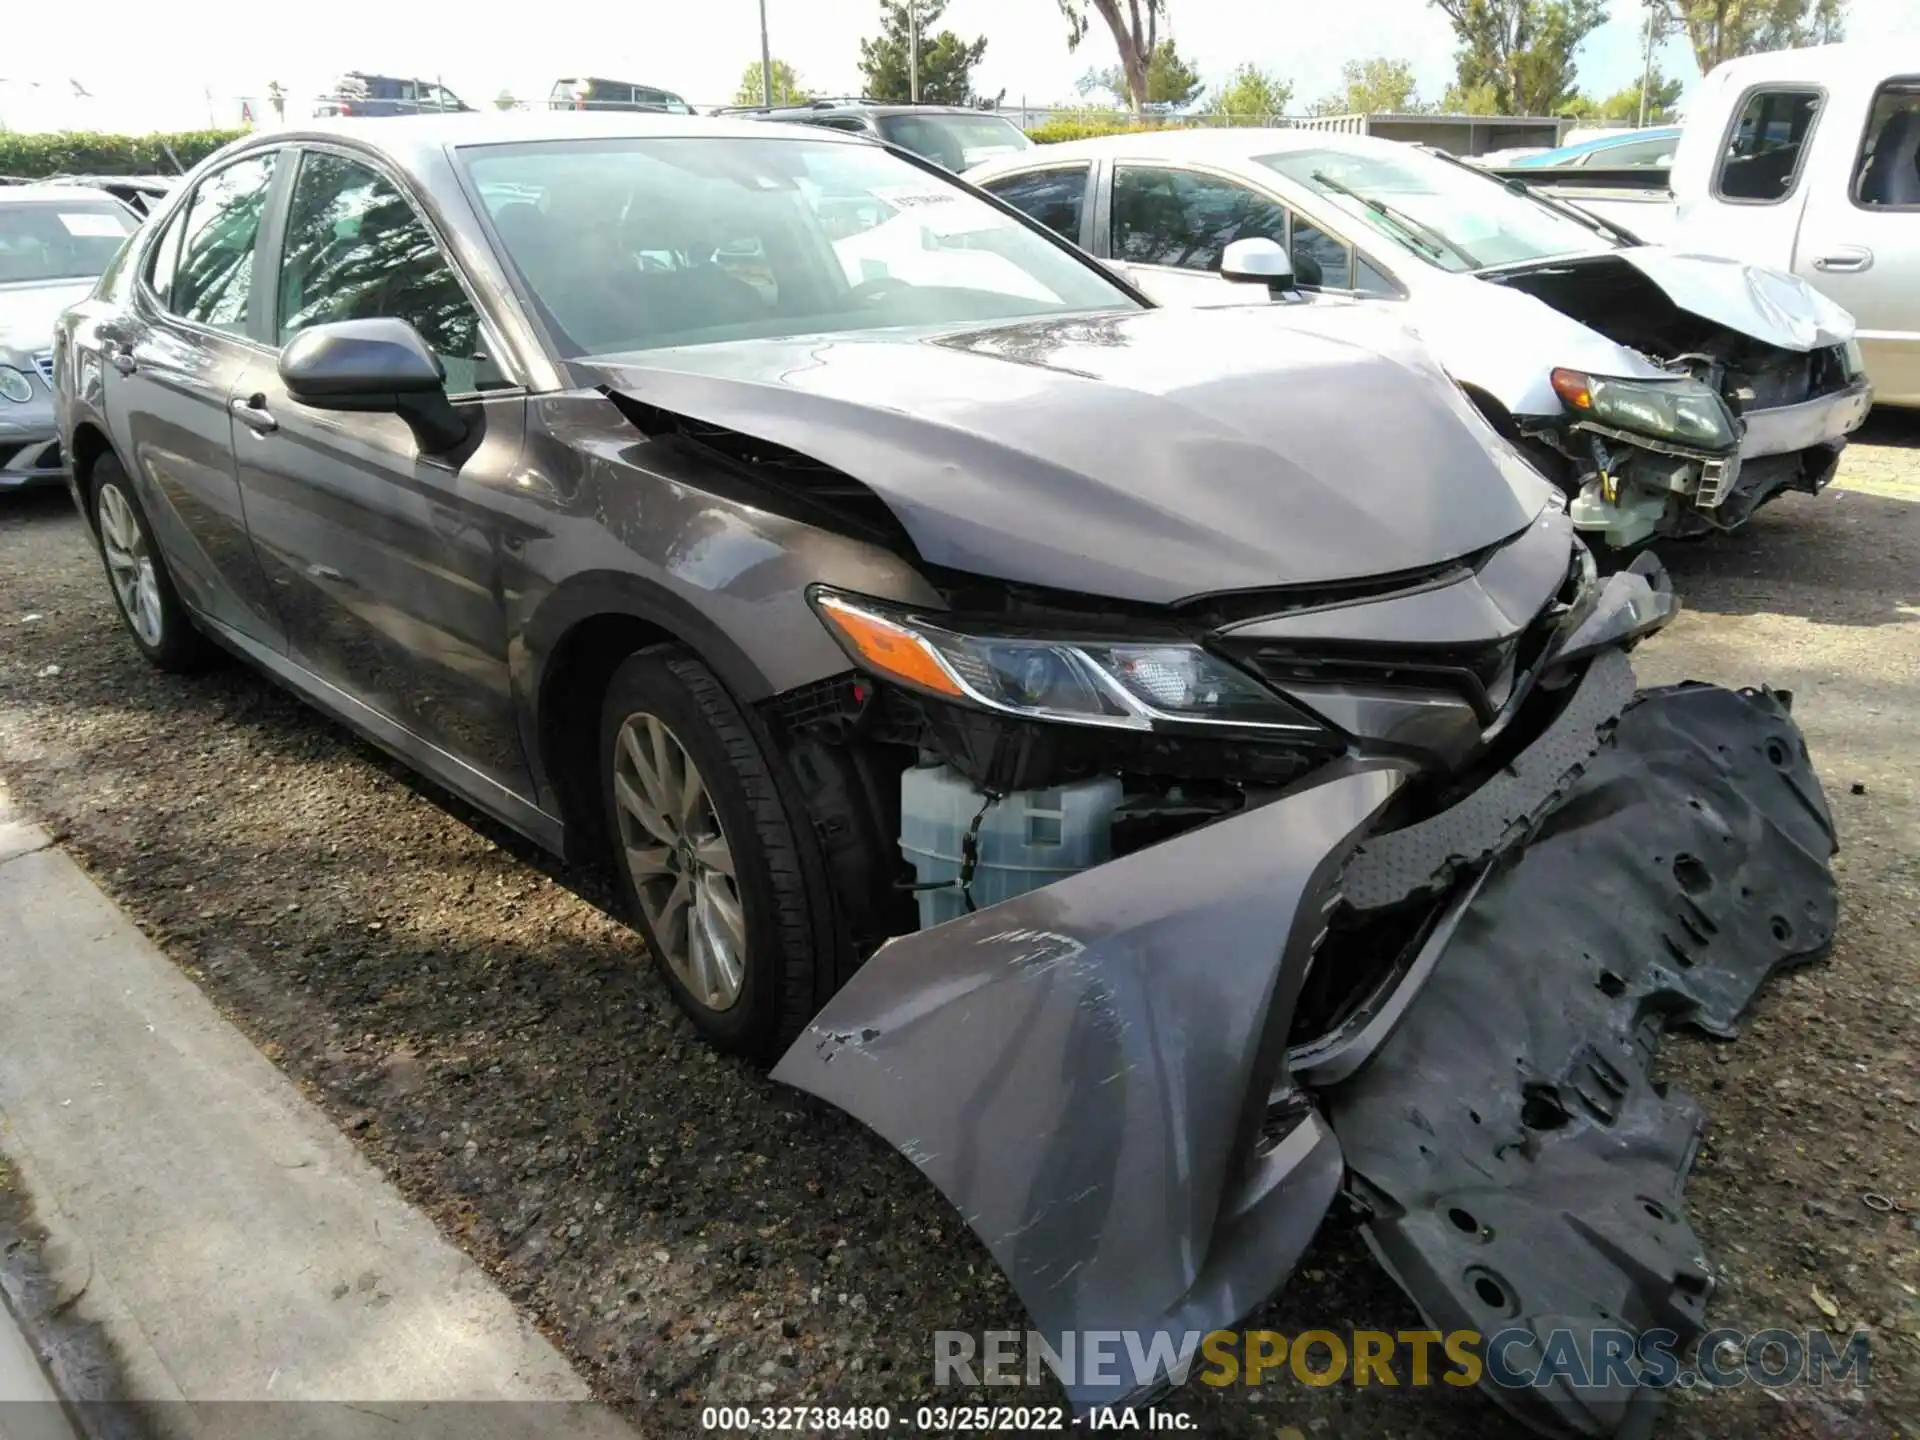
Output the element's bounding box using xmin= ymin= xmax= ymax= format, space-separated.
xmin=2 ymin=417 xmax=1917 ymax=1440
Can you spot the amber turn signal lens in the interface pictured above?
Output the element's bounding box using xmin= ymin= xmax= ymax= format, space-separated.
xmin=815 ymin=595 xmax=964 ymax=698
xmin=1550 ymin=367 xmax=1594 ymax=409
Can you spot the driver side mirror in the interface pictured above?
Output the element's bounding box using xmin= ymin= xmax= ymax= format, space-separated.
xmin=279 ymin=317 xmax=469 ymax=453
xmin=1220 ymin=237 xmax=1296 ymax=295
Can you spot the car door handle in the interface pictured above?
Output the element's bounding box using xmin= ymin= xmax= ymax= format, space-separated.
xmin=1813 ymin=247 xmax=1873 ymax=273
xmin=230 ymin=394 xmax=278 ymax=433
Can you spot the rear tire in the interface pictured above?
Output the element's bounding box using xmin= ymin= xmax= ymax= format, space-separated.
xmin=599 ymin=645 xmax=831 ymax=1062
xmin=91 ymin=457 xmax=213 ymax=672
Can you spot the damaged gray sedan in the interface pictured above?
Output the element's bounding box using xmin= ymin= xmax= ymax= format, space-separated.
xmin=56 ymin=113 xmax=1838 ymax=1439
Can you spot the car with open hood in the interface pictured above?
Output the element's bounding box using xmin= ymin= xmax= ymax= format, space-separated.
xmin=2 ymin=183 xmax=139 ymax=490
xmin=54 ymin=112 xmax=1838 ymax=1436
xmin=968 ymin=127 xmax=1874 ymax=552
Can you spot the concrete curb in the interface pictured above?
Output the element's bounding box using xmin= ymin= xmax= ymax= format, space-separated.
xmin=0 ymin=781 xmax=635 ymax=1440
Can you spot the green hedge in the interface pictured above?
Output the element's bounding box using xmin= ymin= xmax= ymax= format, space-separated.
xmin=0 ymin=129 xmax=247 ymax=180
xmin=1028 ymin=119 xmax=1169 ymax=145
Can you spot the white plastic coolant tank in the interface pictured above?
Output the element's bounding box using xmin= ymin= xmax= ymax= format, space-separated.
xmin=899 ymin=763 xmax=1124 ymax=930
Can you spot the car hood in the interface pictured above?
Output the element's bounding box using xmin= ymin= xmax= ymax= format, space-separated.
xmin=0 ymin=279 xmax=93 ymax=359
xmin=1476 ymin=247 xmax=1856 ymax=353
xmin=582 ymin=305 xmax=1554 ymax=605
xmin=1616 ymin=247 xmax=1855 ymax=350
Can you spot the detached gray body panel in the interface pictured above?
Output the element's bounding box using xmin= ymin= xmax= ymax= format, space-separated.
xmin=771 ymin=764 xmax=1406 ymax=1407
xmin=777 ymin=662 xmax=1842 ymax=1437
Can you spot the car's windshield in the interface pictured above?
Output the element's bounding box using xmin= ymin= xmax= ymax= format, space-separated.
xmin=875 ymin=113 xmax=1032 ymax=171
xmin=0 ymin=200 xmax=137 ymax=284
xmin=461 ymin=135 xmax=1132 ymax=357
xmin=1258 ymin=146 xmax=1610 ymax=273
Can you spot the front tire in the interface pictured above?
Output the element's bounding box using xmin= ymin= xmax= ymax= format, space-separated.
xmin=599 ymin=645 xmax=830 ymax=1061
xmin=92 ymin=458 xmax=212 ymax=672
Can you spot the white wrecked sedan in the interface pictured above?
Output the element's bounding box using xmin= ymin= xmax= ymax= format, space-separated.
xmin=968 ymin=128 xmax=1873 ymax=552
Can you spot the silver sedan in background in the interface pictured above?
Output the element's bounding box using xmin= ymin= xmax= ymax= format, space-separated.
xmin=1 ymin=184 xmax=139 ymax=490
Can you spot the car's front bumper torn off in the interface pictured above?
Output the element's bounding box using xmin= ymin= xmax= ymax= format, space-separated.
xmin=773 ymin=663 xmax=1837 ymax=1436
xmin=1326 ymin=680 xmax=1837 ymax=1438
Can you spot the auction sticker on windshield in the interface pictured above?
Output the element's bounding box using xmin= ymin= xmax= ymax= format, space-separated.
xmin=59 ymin=212 xmax=129 ymax=237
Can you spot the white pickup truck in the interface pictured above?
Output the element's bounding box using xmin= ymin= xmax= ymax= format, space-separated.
xmin=1504 ymin=43 xmax=1918 ymax=407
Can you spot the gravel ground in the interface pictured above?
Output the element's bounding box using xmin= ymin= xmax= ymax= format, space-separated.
xmin=1 ymin=417 xmax=1917 ymax=1440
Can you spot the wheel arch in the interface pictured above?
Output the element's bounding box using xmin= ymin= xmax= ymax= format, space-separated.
xmin=523 ymin=572 xmax=781 ymax=866
xmin=68 ymin=420 xmax=117 ymax=531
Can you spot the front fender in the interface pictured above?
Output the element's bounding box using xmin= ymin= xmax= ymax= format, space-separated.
xmin=772 ymin=762 xmax=1408 ymax=1409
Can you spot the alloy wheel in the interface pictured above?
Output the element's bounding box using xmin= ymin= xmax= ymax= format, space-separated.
xmin=612 ymin=711 xmax=746 ymax=1013
xmin=98 ymin=482 xmax=164 ymax=649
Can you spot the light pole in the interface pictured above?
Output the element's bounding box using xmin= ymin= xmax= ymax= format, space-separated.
xmin=759 ymin=0 xmax=774 ymax=106
xmin=908 ymin=0 xmax=920 ymax=103
xmin=1636 ymin=0 xmax=1661 ymax=128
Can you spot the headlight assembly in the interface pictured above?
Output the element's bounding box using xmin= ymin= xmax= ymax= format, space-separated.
xmin=1842 ymin=338 xmax=1865 ymax=377
xmin=0 ymin=365 xmax=32 ymax=404
xmin=811 ymin=590 xmax=1324 ymax=735
xmin=1550 ymin=368 xmax=1736 ymax=452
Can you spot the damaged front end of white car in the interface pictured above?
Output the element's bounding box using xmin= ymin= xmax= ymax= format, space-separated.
xmin=1461 ymin=249 xmax=1874 ymax=551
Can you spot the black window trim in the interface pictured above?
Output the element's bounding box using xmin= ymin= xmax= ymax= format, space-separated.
xmin=133 ymin=144 xmax=288 ymax=356
xmin=1849 ymin=74 xmax=1920 ymax=213
xmin=265 ymin=140 xmax=526 ymax=401
xmin=1710 ymin=81 xmax=1828 ymax=207
xmin=977 ymin=160 xmax=1097 ymax=251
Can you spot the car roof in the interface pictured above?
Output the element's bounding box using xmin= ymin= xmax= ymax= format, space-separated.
xmin=729 ymin=102 xmax=991 ymax=118
xmin=1701 ymin=39 xmax=1920 ymax=87
xmin=558 ymin=77 xmax=683 ymax=91
xmin=220 ymin=111 xmax=873 ymax=182
xmin=0 ymin=182 xmax=127 ymax=205
xmin=966 ymin=125 xmax=1408 ymax=176
xmin=1514 ymin=128 xmax=1681 ymax=163
xmin=1555 ymin=127 xmax=1681 ymax=154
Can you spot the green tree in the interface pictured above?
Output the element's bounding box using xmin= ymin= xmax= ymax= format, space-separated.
xmin=1147 ymin=40 xmax=1206 ymax=107
xmin=1311 ymin=57 xmax=1427 ymax=116
xmin=1205 ymin=63 xmax=1295 ymax=124
xmin=1663 ymin=0 xmax=1845 ymax=74
xmin=1431 ymin=0 xmax=1608 ymax=115
xmin=859 ymin=1 xmax=990 ymax=105
xmin=1574 ymin=69 xmax=1684 ymax=122
xmin=493 ymin=90 xmax=518 ymax=111
xmin=1055 ymin=0 xmax=1167 ymax=115
xmin=1084 ymin=41 xmax=1203 ymax=107
xmin=736 ymin=58 xmax=812 ymax=106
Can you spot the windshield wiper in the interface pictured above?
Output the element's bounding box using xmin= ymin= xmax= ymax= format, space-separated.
xmin=1421 ymin=146 xmax=1644 ymax=250
xmin=1309 ymin=169 xmax=1481 ymax=269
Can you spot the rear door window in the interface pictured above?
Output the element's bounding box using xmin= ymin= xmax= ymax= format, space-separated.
xmin=166 ymin=151 xmax=278 ymax=334
xmin=1110 ymin=164 xmax=1288 ymax=271
xmin=981 ymin=166 xmax=1091 ymax=245
xmin=1716 ymin=88 xmax=1822 ymax=203
xmin=1853 ymin=80 xmax=1920 ymax=208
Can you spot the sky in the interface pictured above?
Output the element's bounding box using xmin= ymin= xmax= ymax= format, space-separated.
xmin=3 ymin=0 xmax=1918 ymax=134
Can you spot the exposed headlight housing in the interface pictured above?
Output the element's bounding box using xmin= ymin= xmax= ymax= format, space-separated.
xmin=1842 ymin=338 xmax=1866 ymax=377
xmin=811 ymin=590 xmax=1324 ymax=735
xmin=0 ymin=365 xmax=32 ymax=405
xmin=1550 ymin=368 xmax=1736 ymax=452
